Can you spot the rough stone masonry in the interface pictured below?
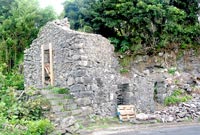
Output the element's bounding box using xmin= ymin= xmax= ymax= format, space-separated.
xmin=24 ymin=18 xmax=155 ymax=116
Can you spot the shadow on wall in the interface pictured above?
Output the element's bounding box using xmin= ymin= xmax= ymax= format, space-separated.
xmin=116 ymin=83 xmax=130 ymax=105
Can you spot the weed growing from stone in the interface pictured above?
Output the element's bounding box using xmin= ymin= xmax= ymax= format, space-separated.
xmin=120 ymin=68 xmax=129 ymax=74
xmin=168 ymin=67 xmax=177 ymax=75
xmin=52 ymin=87 xmax=70 ymax=94
xmin=164 ymin=89 xmax=192 ymax=106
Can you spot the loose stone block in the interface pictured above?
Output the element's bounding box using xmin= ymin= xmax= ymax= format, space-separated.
xmin=67 ymin=77 xmax=75 ymax=86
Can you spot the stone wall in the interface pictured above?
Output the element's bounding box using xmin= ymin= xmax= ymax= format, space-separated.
xmin=132 ymin=50 xmax=200 ymax=104
xmin=24 ymin=19 xmax=155 ymax=116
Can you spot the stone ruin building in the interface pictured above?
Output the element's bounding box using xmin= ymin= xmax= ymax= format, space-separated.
xmin=24 ymin=18 xmax=155 ymax=116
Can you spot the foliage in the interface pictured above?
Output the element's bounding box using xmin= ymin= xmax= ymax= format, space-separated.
xmin=0 ymin=63 xmax=24 ymax=90
xmin=120 ymin=68 xmax=129 ymax=74
xmin=5 ymin=70 xmax=24 ymax=90
xmin=0 ymin=63 xmax=7 ymax=88
xmin=52 ymin=87 xmax=70 ymax=94
xmin=168 ymin=67 xmax=177 ymax=75
xmin=64 ymin=0 xmax=200 ymax=56
xmin=0 ymin=87 xmax=54 ymax=134
xmin=26 ymin=119 xmax=54 ymax=135
xmin=0 ymin=0 xmax=14 ymax=22
xmin=0 ymin=0 xmax=56 ymax=71
xmin=63 ymin=0 xmax=93 ymax=31
xmin=119 ymin=56 xmax=132 ymax=68
xmin=0 ymin=119 xmax=53 ymax=135
xmin=164 ymin=89 xmax=192 ymax=106
xmin=0 ymin=64 xmax=53 ymax=134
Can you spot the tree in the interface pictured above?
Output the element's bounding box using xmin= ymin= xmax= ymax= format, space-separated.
xmin=0 ymin=0 xmax=56 ymax=71
xmin=64 ymin=0 xmax=200 ymax=55
xmin=170 ymin=0 xmax=199 ymax=24
xmin=63 ymin=0 xmax=94 ymax=32
xmin=0 ymin=0 xmax=15 ymax=23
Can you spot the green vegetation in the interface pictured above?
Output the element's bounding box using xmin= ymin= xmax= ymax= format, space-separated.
xmin=168 ymin=67 xmax=177 ymax=75
xmin=26 ymin=119 xmax=53 ymax=135
xmin=0 ymin=0 xmax=56 ymax=71
xmin=0 ymin=63 xmax=24 ymax=90
xmin=46 ymin=86 xmax=73 ymax=99
xmin=0 ymin=64 xmax=54 ymax=134
xmin=119 ymin=56 xmax=132 ymax=67
xmin=52 ymin=87 xmax=70 ymax=94
xmin=164 ymin=89 xmax=192 ymax=106
xmin=0 ymin=119 xmax=53 ymax=135
xmin=120 ymin=68 xmax=129 ymax=74
xmin=0 ymin=0 xmax=199 ymax=132
xmin=0 ymin=2 xmax=58 ymax=132
xmin=64 ymin=0 xmax=200 ymax=57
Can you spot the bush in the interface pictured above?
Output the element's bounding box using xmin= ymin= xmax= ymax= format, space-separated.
xmin=0 ymin=64 xmax=24 ymax=90
xmin=0 ymin=78 xmax=53 ymax=135
xmin=164 ymin=89 xmax=192 ymax=106
xmin=26 ymin=119 xmax=54 ymax=135
xmin=5 ymin=71 xmax=24 ymax=90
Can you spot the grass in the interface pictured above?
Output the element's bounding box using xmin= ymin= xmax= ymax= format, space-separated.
xmin=168 ymin=67 xmax=177 ymax=75
xmin=120 ymin=68 xmax=129 ymax=74
xmin=164 ymin=89 xmax=192 ymax=106
xmin=119 ymin=56 xmax=132 ymax=68
xmin=52 ymin=87 xmax=70 ymax=94
xmin=64 ymin=94 xmax=74 ymax=99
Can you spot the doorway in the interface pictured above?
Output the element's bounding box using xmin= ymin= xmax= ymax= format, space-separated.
xmin=41 ymin=43 xmax=54 ymax=87
xmin=116 ymin=83 xmax=129 ymax=105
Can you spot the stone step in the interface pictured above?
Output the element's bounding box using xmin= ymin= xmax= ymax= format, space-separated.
xmin=49 ymin=99 xmax=74 ymax=106
xmin=51 ymin=105 xmax=64 ymax=112
xmin=53 ymin=111 xmax=72 ymax=118
xmin=44 ymin=94 xmax=67 ymax=100
xmin=40 ymin=90 xmax=71 ymax=100
xmin=40 ymin=90 xmax=52 ymax=95
xmin=71 ymin=109 xmax=82 ymax=116
xmin=50 ymin=129 xmax=66 ymax=135
xmin=50 ymin=108 xmax=90 ymax=120
xmin=63 ymin=103 xmax=78 ymax=111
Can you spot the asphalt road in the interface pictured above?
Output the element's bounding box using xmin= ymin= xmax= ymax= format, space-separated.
xmin=110 ymin=125 xmax=200 ymax=135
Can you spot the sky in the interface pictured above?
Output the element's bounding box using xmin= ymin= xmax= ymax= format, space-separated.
xmin=39 ymin=0 xmax=65 ymax=15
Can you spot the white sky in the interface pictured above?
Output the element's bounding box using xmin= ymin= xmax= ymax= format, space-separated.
xmin=39 ymin=0 xmax=65 ymax=15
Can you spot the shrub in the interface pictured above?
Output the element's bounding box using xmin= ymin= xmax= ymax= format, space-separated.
xmin=164 ymin=89 xmax=192 ymax=106
xmin=0 ymin=86 xmax=54 ymax=134
xmin=26 ymin=119 xmax=54 ymax=135
xmin=5 ymin=71 xmax=24 ymax=90
xmin=0 ymin=63 xmax=24 ymax=90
